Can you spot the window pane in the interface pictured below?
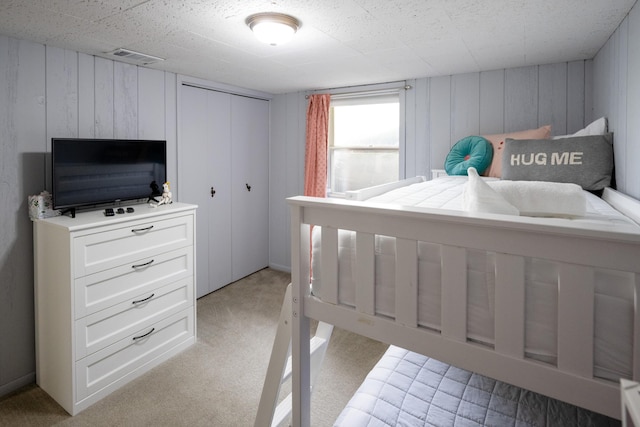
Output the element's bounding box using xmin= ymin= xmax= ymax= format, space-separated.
xmin=332 ymin=103 xmax=399 ymax=148
xmin=330 ymin=149 xmax=399 ymax=193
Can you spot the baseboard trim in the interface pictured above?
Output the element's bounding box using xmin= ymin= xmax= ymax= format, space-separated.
xmin=0 ymin=372 xmax=36 ymax=398
xmin=268 ymin=263 xmax=291 ymax=273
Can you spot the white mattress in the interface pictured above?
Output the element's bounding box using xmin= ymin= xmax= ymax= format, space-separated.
xmin=311 ymin=176 xmax=639 ymax=381
xmin=334 ymin=346 xmax=619 ymax=426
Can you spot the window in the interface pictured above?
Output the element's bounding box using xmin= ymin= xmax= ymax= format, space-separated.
xmin=328 ymin=91 xmax=401 ymax=195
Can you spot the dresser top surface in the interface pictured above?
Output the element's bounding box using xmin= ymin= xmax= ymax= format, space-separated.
xmin=35 ymin=202 xmax=197 ymax=231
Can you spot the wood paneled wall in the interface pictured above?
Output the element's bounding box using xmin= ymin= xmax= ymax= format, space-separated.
xmin=0 ymin=35 xmax=177 ymax=395
xmin=406 ymin=62 xmax=591 ymax=178
xmin=593 ymin=2 xmax=640 ymax=198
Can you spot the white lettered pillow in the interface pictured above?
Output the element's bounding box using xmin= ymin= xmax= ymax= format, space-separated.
xmin=501 ymin=133 xmax=614 ymax=191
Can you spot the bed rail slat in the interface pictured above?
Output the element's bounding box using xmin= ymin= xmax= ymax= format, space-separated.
xmin=557 ymin=264 xmax=594 ymax=377
xmin=356 ymin=232 xmax=375 ymax=315
xmin=494 ymin=254 xmax=525 ymax=357
xmin=441 ymin=245 xmax=467 ymax=342
xmin=634 ymin=273 xmax=640 ymax=381
xmin=395 ymin=238 xmax=418 ymax=327
xmin=320 ymin=227 xmax=339 ymax=304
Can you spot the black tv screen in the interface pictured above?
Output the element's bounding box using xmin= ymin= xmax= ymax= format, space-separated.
xmin=52 ymin=138 xmax=167 ymax=211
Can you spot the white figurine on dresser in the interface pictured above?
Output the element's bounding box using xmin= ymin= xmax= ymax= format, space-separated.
xmin=152 ymin=181 xmax=173 ymax=207
xmin=33 ymin=202 xmax=197 ymax=415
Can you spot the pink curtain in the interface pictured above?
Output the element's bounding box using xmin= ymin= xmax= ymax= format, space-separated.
xmin=304 ymin=94 xmax=331 ymax=197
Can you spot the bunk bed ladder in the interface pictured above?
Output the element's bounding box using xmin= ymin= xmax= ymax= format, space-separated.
xmin=255 ymin=283 xmax=334 ymax=427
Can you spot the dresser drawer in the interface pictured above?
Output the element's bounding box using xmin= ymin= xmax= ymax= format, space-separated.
xmin=75 ymin=247 xmax=193 ymax=318
xmin=73 ymin=215 xmax=193 ymax=278
xmin=75 ymin=278 xmax=193 ymax=359
xmin=76 ymin=308 xmax=194 ymax=402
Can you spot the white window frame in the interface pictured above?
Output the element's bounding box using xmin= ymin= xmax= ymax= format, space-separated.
xmin=324 ymin=83 xmax=406 ymax=197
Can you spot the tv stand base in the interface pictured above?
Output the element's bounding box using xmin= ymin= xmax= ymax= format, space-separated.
xmin=60 ymin=207 xmax=76 ymax=218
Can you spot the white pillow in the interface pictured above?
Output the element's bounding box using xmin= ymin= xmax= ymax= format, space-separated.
xmin=488 ymin=180 xmax=586 ymax=218
xmin=462 ymin=168 xmax=520 ymax=216
xmin=553 ymin=117 xmax=607 ymax=139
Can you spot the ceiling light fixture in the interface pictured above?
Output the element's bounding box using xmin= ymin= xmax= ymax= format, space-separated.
xmin=246 ymin=12 xmax=301 ymax=46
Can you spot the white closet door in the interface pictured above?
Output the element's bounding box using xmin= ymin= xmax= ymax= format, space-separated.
xmin=231 ymin=95 xmax=270 ymax=281
xmin=179 ymin=85 xmax=233 ymax=297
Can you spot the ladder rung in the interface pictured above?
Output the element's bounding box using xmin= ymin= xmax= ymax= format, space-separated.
xmin=281 ymin=335 xmax=329 ymax=384
xmin=271 ymin=393 xmax=292 ymax=427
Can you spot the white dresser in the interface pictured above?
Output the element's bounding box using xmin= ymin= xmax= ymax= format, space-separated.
xmin=33 ymin=203 xmax=197 ymax=415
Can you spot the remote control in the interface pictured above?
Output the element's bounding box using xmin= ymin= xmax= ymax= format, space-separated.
xmin=104 ymin=208 xmax=114 ymax=216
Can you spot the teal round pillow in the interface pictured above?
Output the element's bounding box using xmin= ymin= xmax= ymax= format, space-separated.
xmin=444 ymin=136 xmax=493 ymax=175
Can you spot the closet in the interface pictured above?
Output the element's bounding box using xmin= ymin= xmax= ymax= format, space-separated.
xmin=179 ymin=84 xmax=269 ymax=297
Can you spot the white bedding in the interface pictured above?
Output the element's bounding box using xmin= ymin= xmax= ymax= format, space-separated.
xmin=335 ymin=346 xmax=619 ymax=426
xmin=311 ymin=176 xmax=639 ymax=381
xmin=463 ymin=166 xmax=588 ymax=218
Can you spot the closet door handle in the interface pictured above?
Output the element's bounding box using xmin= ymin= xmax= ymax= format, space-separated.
xmin=131 ymin=259 xmax=154 ymax=269
xmin=132 ymin=293 xmax=155 ymax=305
xmin=131 ymin=225 xmax=154 ymax=233
xmin=132 ymin=328 xmax=155 ymax=341
xmin=246 ymin=183 xmax=251 ymax=192
xmin=211 ymin=187 xmax=216 ymax=197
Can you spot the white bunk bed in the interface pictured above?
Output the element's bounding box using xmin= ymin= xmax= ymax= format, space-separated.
xmin=284 ymin=174 xmax=640 ymax=426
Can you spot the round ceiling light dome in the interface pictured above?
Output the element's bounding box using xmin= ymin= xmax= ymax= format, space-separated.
xmin=246 ymin=12 xmax=301 ymax=46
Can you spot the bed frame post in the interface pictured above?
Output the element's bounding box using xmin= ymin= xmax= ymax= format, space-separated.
xmin=291 ymin=204 xmax=311 ymax=427
xmin=634 ymin=273 xmax=640 ymax=381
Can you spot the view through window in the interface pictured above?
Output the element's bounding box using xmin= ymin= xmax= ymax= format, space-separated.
xmin=328 ymin=91 xmax=400 ymax=195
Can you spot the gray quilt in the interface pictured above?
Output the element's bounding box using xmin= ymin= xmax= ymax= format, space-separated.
xmin=334 ymin=346 xmax=620 ymax=427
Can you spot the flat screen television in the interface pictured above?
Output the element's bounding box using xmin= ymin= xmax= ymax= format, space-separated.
xmin=52 ymin=138 xmax=167 ymax=215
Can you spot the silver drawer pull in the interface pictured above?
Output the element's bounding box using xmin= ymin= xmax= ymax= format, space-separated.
xmin=131 ymin=225 xmax=154 ymax=233
xmin=131 ymin=259 xmax=154 ymax=269
xmin=132 ymin=293 xmax=155 ymax=305
xmin=132 ymin=328 xmax=155 ymax=341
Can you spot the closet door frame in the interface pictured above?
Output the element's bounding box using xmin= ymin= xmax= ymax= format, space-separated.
xmin=176 ymin=76 xmax=272 ymax=297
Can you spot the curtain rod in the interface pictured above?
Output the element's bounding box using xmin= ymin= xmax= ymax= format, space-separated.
xmin=305 ymin=82 xmax=412 ymax=99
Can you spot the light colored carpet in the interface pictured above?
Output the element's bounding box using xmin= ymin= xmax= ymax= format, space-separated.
xmin=0 ymin=268 xmax=388 ymax=427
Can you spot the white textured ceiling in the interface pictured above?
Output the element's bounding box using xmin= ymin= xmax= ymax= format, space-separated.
xmin=0 ymin=0 xmax=636 ymax=94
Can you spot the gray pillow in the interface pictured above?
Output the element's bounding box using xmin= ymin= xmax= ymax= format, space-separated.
xmin=501 ymin=133 xmax=614 ymax=191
